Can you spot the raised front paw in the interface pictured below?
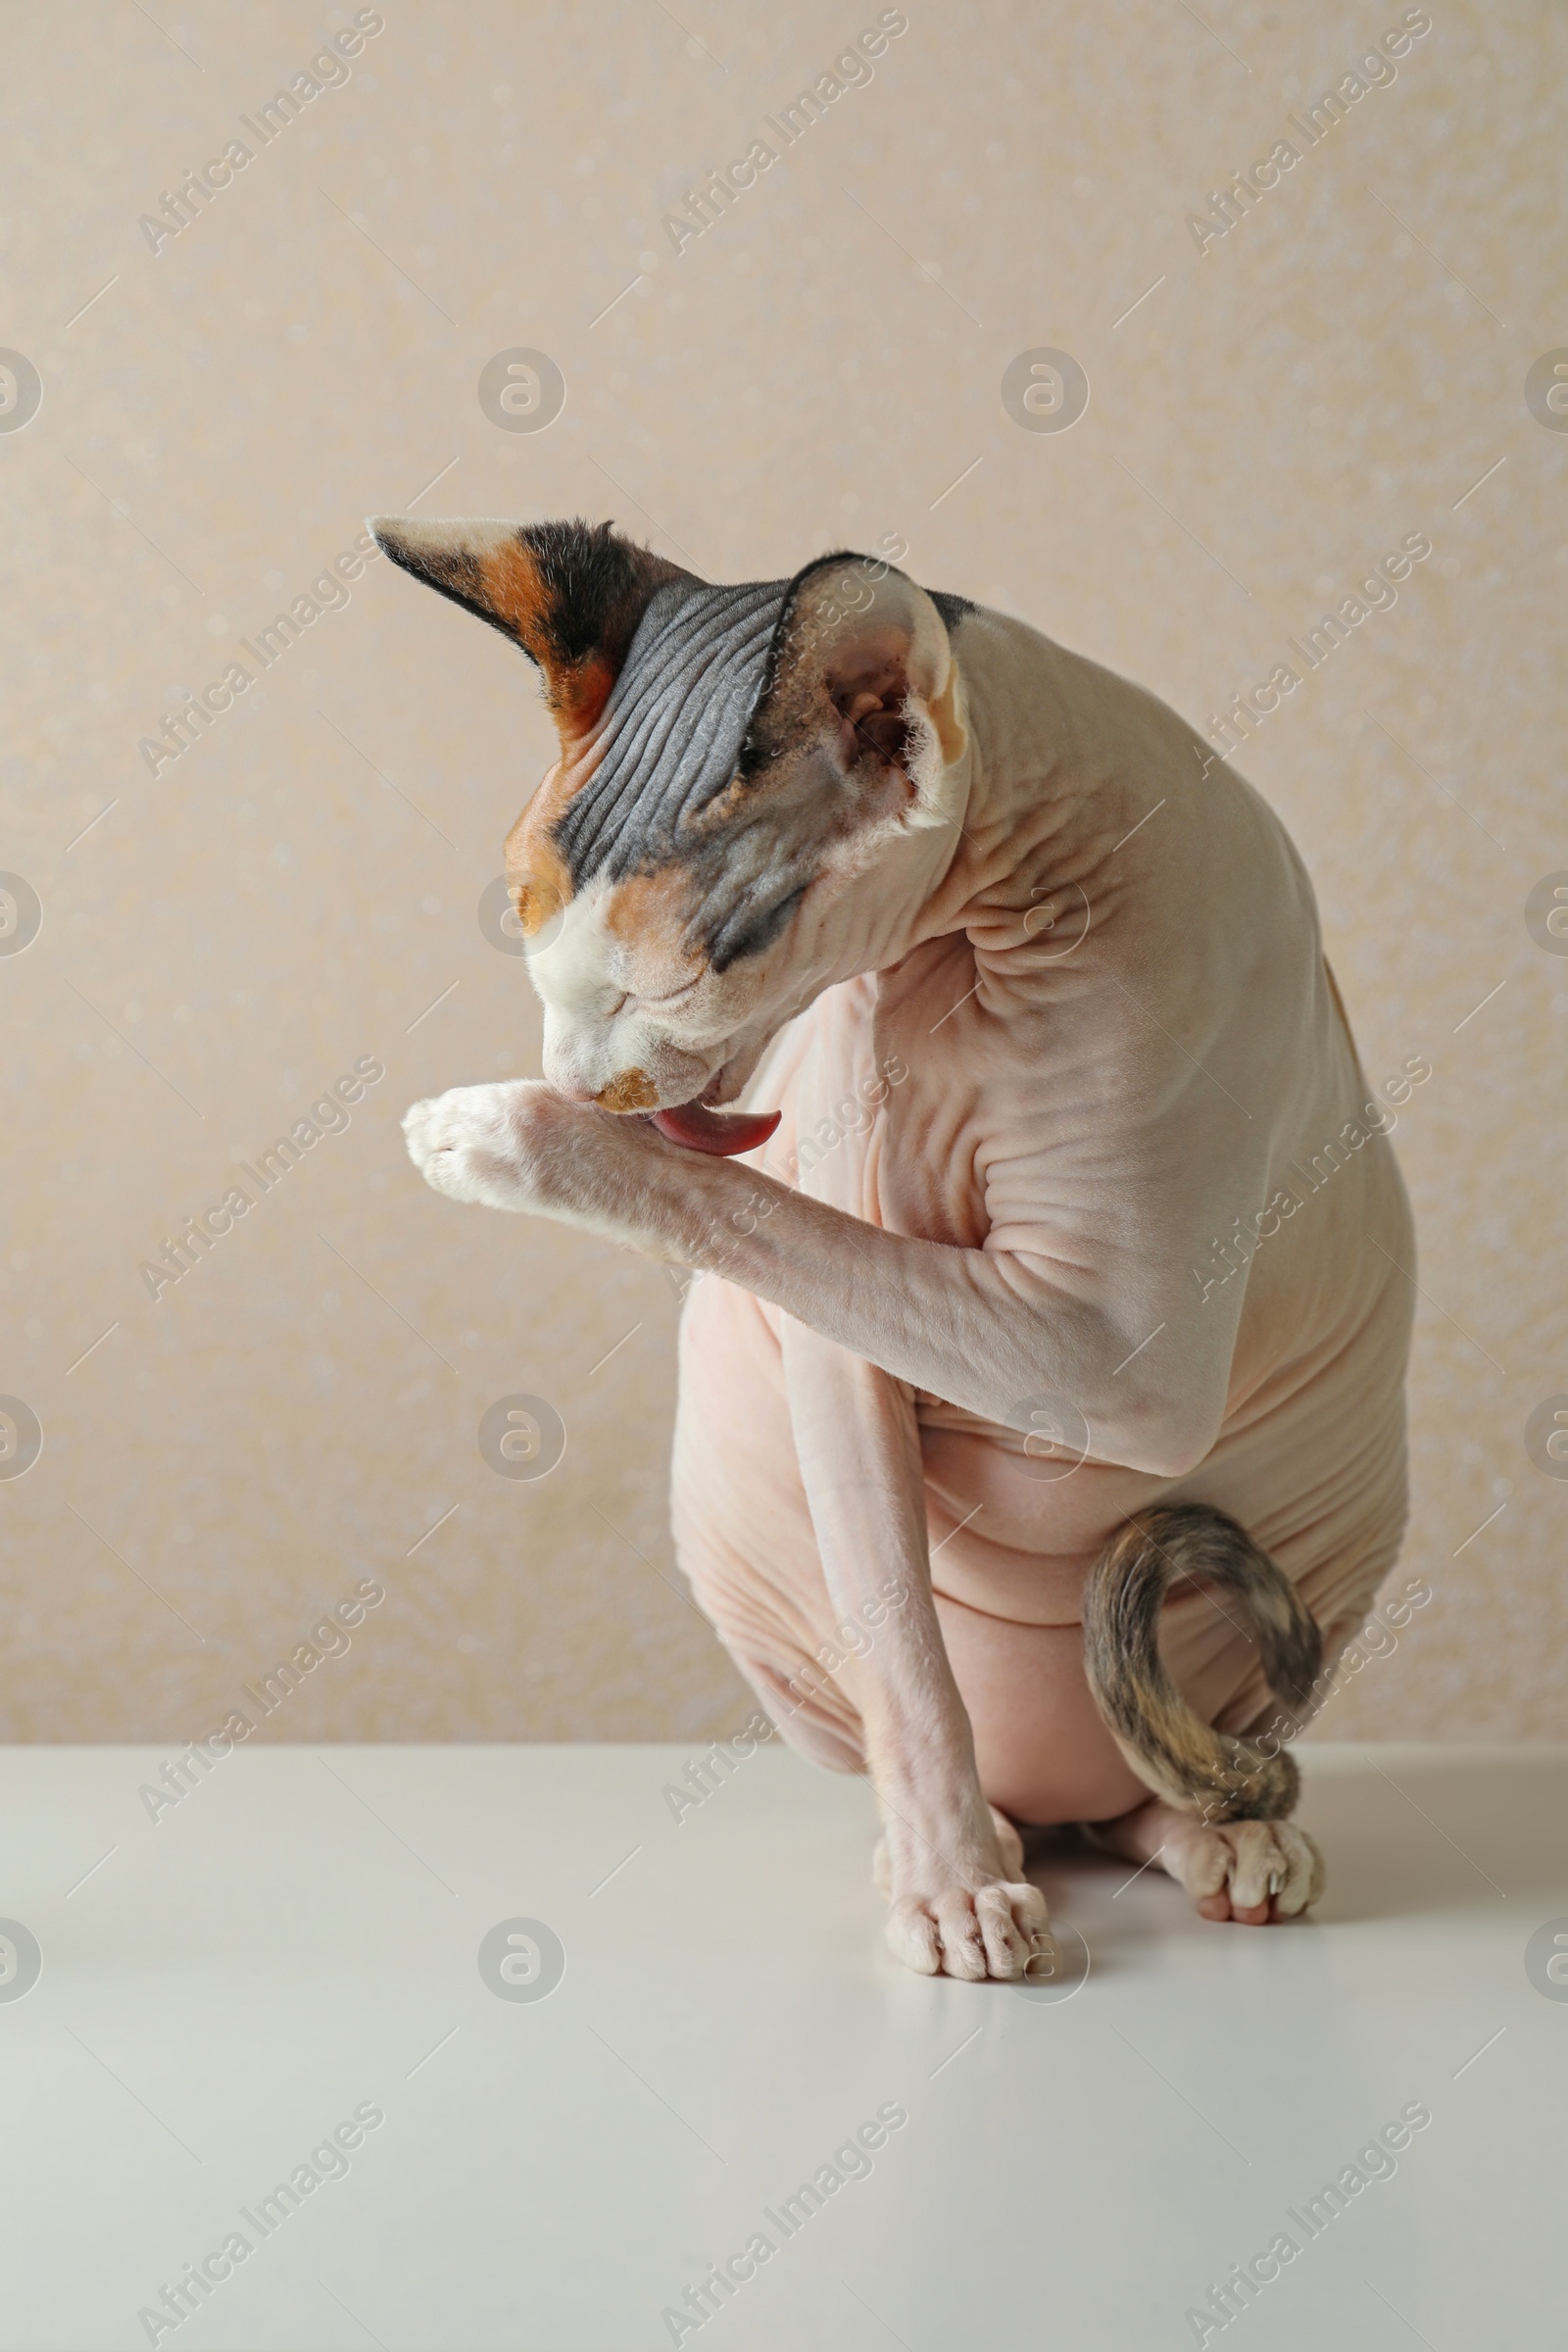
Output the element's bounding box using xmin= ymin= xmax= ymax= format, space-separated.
xmin=403 ymin=1080 xmax=556 ymax=1211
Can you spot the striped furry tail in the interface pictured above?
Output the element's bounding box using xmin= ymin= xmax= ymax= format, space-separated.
xmin=1083 ymin=1503 xmax=1323 ymax=1823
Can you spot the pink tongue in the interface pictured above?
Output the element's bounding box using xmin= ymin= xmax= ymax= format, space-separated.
xmin=651 ymin=1101 xmax=781 ymax=1156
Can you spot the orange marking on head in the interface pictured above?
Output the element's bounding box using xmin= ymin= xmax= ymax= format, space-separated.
xmin=603 ymin=869 xmax=699 ymax=950
xmin=562 ymin=650 xmax=616 ymax=734
xmin=480 ymin=538 xmax=554 ymax=648
xmin=601 ymin=872 xmax=710 ymax=1001
xmin=505 ymin=780 xmax=579 ymax=937
xmin=504 ymin=845 xmax=572 ymax=938
xmin=480 ymin=545 xmax=617 ymax=740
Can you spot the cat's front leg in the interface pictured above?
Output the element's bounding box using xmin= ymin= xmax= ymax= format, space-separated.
xmin=401 ymin=1082 xmax=1227 ymax=1483
xmin=870 ymin=1739 xmax=1054 ymax=1981
xmin=779 ymin=1320 xmax=1055 ymax=1983
xmin=405 ymin=1083 xmax=1053 ymax=1975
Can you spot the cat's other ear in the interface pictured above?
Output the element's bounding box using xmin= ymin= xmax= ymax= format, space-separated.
xmin=754 ymin=557 xmax=967 ymax=813
xmin=367 ymin=515 xmax=692 ymax=749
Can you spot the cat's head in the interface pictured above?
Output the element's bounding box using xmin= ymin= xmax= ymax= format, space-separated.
xmin=369 ymin=516 xmax=970 ymax=1117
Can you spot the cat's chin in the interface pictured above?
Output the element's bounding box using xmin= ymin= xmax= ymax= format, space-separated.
xmin=702 ymin=1034 xmax=776 ymax=1106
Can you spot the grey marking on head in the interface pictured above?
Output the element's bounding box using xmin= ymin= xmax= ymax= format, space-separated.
xmin=546 ymin=555 xmax=974 ymax=967
xmin=553 ymin=577 xmax=790 ymax=887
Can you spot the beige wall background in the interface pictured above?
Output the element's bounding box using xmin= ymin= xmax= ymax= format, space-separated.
xmin=2 ymin=0 xmax=1563 ymax=1744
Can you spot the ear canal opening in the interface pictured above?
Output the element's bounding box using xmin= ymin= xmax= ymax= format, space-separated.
xmin=851 ymin=703 xmax=914 ymax=765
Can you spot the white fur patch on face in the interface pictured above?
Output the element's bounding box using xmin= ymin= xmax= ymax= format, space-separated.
xmin=526 ymin=880 xmax=616 ymax=1024
xmin=527 ymin=883 xmax=625 ymax=1099
xmin=527 ymin=880 xmax=713 ymax=1106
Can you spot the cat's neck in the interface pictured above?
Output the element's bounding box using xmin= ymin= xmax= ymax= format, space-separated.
xmin=908 ymin=608 xmax=1204 ymax=953
xmin=899 ymin=611 xmax=1093 ymax=952
xmin=814 ymin=605 xmax=1211 ymax=993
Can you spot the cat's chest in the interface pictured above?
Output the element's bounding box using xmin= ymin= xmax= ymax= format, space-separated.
xmin=768 ymin=943 xmax=993 ymax=1249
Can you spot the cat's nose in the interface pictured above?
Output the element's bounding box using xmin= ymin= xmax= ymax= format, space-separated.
xmin=540 ymin=1033 xmax=601 ymax=1102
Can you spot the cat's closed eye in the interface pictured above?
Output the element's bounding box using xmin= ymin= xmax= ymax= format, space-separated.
xmin=636 ymin=976 xmax=705 ymax=1010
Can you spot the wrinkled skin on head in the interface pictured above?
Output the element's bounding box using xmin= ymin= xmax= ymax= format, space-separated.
xmin=369 ymin=515 xmax=972 ymax=1142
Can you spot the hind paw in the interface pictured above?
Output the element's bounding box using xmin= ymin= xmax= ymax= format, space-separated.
xmin=1163 ymin=1815 xmax=1325 ymax=1923
xmin=1095 ymin=1797 xmax=1325 ymax=1924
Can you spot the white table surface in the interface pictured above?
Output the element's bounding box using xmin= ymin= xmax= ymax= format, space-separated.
xmin=0 ymin=1741 xmax=1561 ymax=2350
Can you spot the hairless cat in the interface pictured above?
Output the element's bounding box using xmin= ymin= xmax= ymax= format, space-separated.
xmin=376 ymin=516 xmax=1413 ymax=1983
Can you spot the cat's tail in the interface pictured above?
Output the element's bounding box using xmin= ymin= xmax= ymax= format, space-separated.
xmin=1082 ymin=1502 xmax=1323 ymax=1822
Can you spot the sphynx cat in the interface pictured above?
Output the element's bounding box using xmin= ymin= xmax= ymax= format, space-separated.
xmin=375 ymin=517 xmax=1413 ymax=1983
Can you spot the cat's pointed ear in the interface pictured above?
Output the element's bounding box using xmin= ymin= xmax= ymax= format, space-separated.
xmin=753 ymin=557 xmax=968 ymax=810
xmin=367 ymin=515 xmax=692 ymax=748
